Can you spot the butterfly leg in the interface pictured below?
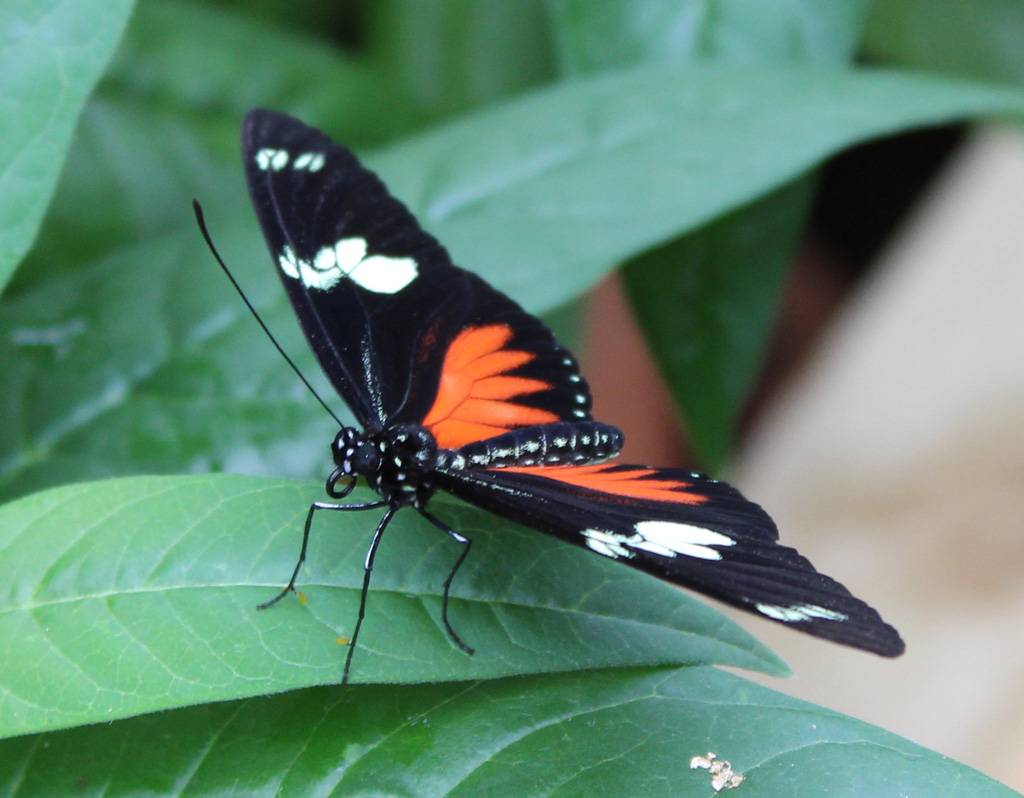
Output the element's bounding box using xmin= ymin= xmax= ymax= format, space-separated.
xmin=258 ymin=498 xmax=387 ymax=610
xmin=417 ymin=508 xmax=475 ymax=657
xmin=343 ymin=505 xmax=398 ymax=684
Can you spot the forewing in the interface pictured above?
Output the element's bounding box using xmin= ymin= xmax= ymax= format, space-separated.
xmin=243 ymin=110 xmax=594 ymax=434
xmin=243 ymin=109 xmax=463 ymax=426
xmin=436 ymin=463 xmax=905 ymax=657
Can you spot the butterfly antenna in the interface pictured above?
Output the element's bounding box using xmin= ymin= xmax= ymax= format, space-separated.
xmin=192 ymin=199 xmax=344 ymax=427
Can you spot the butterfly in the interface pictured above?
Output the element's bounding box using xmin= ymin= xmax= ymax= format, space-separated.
xmin=234 ymin=109 xmax=903 ymax=682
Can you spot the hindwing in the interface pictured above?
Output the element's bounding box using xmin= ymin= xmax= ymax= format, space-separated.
xmin=436 ymin=463 xmax=905 ymax=657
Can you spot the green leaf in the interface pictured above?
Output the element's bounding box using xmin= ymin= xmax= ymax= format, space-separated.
xmin=0 ymin=95 xmax=344 ymax=503
xmin=547 ymin=0 xmax=870 ymax=72
xmin=364 ymin=0 xmax=557 ymax=120
xmin=104 ymin=0 xmax=415 ymax=150
xmin=864 ymin=0 xmax=1024 ymax=85
xmin=1 ymin=668 xmax=1016 ymax=797
xmin=0 ymin=473 xmax=785 ymax=739
xmin=375 ymin=66 xmax=1024 ymax=315
xmin=0 ymin=0 xmax=135 ymax=291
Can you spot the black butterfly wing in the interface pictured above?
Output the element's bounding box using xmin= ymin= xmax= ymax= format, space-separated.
xmin=243 ymin=109 xmax=595 ymax=437
xmin=436 ymin=462 xmax=905 ymax=657
xmin=243 ymin=109 xmax=455 ymax=427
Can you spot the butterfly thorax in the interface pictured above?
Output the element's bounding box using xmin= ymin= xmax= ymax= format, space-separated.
xmin=332 ymin=425 xmax=438 ymax=508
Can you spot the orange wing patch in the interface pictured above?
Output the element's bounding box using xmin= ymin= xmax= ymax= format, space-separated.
xmin=504 ymin=464 xmax=709 ymax=505
xmin=423 ymin=324 xmax=558 ymax=449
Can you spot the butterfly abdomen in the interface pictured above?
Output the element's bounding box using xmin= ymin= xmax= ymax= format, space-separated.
xmin=438 ymin=421 xmax=624 ymax=471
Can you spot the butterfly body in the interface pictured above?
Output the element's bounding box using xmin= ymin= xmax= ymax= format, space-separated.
xmin=331 ymin=425 xmax=439 ymax=508
xmin=236 ymin=109 xmax=904 ymax=681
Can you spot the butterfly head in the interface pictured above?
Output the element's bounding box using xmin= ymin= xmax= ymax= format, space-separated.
xmin=331 ymin=425 xmax=438 ymax=508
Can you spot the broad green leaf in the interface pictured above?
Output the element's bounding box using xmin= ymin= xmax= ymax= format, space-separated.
xmin=864 ymin=0 xmax=1024 ymax=85
xmin=0 ymin=101 xmax=337 ymax=504
xmin=105 ymin=0 xmax=416 ymax=150
xmin=0 ymin=474 xmax=785 ymax=739
xmin=364 ymin=0 xmax=557 ymax=120
xmin=547 ymin=0 xmax=869 ymax=73
xmin=0 ymin=0 xmax=135 ymax=292
xmin=1 ymin=667 xmax=1016 ymax=797
xmin=375 ymin=66 xmax=1024 ymax=315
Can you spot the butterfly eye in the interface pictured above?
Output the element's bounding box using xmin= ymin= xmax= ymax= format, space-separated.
xmin=332 ymin=428 xmax=363 ymax=460
xmin=351 ymin=445 xmax=382 ymax=475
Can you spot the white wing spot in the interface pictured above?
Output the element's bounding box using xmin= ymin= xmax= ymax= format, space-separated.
xmin=632 ymin=521 xmax=734 ymax=561
xmin=293 ymin=151 xmax=325 ymax=171
xmin=581 ymin=529 xmax=634 ymax=560
xmin=256 ymin=148 xmax=289 ymax=171
xmin=313 ymin=245 xmax=337 ymax=272
xmin=334 ymin=238 xmax=368 ymax=272
xmin=583 ymin=524 xmax=733 ymax=563
xmin=348 ymin=254 xmax=418 ymax=293
xmin=756 ymin=603 xmax=849 ymax=623
xmin=278 ymin=246 xmax=301 ymax=278
xmin=276 ymin=236 xmax=418 ymax=294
